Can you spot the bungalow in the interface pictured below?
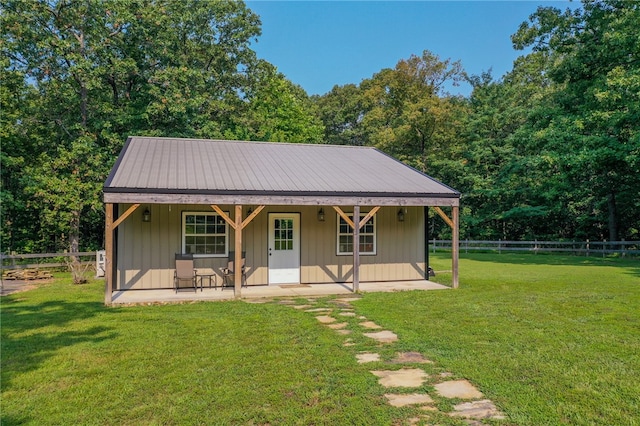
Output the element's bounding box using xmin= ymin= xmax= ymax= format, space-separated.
xmin=103 ymin=137 xmax=460 ymax=304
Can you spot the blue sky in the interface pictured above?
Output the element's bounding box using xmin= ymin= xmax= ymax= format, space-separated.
xmin=246 ymin=1 xmax=579 ymax=96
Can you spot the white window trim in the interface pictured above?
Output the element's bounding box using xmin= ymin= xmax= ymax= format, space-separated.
xmin=181 ymin=211 xmax=229 ymax=258
xmin=336 ymin=212 xmax=377 ymax=256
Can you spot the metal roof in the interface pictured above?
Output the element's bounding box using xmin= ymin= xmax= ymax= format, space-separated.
xmin=104 ymin=137 xmax=459 ymax=205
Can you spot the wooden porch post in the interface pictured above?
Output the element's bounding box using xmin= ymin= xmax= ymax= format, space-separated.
xmin=104 ymin=203 xmax=114 ymax=305
xmin=452 ymin=205 xmax=459 ymax=289
xmin=353 ymin=205 xmax=360 ymax=292
xmin=234 ymin=205 xmax=243 ymax=298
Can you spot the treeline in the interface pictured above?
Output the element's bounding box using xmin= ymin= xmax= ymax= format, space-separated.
xmin=2 ymin=0 xmax=638 ymax=254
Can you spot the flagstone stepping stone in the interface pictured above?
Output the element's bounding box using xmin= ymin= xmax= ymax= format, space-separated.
xmin=390 ymin=352 xmax=434 ymax=364
xmin=327 ymin=322 xmax=348 ymax=329
xmin=434 ymin=379 xmax=484 ymax=399
xmin=384 ymin=393 xmax=434 ymax=407
xmin=306 ymin=307 xmax=332 ymax=313
xmin=363 ymin=330 xmax=398 ymax=343
xmin=335 ymin=297 xmax=361 ymax=303
xmin=278 ymin=299 xmax=296 ymax=304
xmin=439 ymin=372 xmax=454 ymax=378
xmin=339 ymin=311 xmax=356 ymax=317
xmin=450 ymin=399 xmax=505 ymax=420
xmin=343 ymin=339 xmax=356 ymax=347
xmin=336 ymin=329 xmax=352 ymax=335
xmin=315 ymin=315 xmax=336 ymax=324
xmin=371 ymin=368 xmax=429 ymax=388
xmin=292 ymin=304 xmax=313 ymax=310
xmin=356 ymin=352 xmax=381 ymax=363
xmin=360 ymin=320 xmax=382 ymax=329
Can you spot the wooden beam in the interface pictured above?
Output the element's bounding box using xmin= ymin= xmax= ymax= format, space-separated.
xmin=433 ymin=206 xmax=454 ymax=229
xmin=104 ymin=203 xmax=114 ymax=305
xmin=359 ymin=206 xmax=380 ymax=229
xmin=211 ymin=205 xmax=237 ymax=230
xmin=452 ymin=205 xmax=459 ymax=289
xmin=353 ymin=205 xmax=360 ymax=293
xmin=240 ymin=205 xmax=265 ymax=230
xmin=234 ymin=205 xmax=243 ymax=298
xmin=112 ymin=203 xmax=140 ymax=229
xmin=332 ymin=206 xmax=355 ymax=229
xmin=106 ymin=192 xmax=460 ymax=207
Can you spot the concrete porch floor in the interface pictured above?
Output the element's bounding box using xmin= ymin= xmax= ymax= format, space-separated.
xmin=110 ymin=280 xmax=449 ymax=304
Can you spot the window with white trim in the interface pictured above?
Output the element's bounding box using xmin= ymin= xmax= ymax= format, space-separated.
xmin=182 ymin=212 xmax=228 ymax=257
xmin=337 ymin=213 xmax=376 ymax=255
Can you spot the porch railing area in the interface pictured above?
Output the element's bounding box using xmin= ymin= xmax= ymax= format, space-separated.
xmin=431 ymin=240 xmax=640 ymax=257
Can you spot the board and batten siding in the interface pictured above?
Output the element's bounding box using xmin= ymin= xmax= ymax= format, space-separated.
xmin=116 ymin=204 xmax=426 ymax=290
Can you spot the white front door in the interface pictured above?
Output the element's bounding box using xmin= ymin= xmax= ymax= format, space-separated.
xmin=268 ymin=213 xmax=300 ymax=285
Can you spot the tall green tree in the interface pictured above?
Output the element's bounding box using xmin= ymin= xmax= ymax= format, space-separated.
xmin=512 ymin=0 xmax=640 ymax=240
xmin=1 ymin=0 xmax=262 ymax=253
xmin=314 ymin=50 xmax=466 ymax=177
xmin=231 ymin=60 xmax=324 ymax=143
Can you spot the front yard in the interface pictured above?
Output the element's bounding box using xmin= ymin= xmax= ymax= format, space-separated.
xmin=1 ymin=253 xmax=638 ymax=425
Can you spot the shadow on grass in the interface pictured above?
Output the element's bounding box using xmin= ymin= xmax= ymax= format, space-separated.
xmin=1 ymin=298 xmax=117 ymax=390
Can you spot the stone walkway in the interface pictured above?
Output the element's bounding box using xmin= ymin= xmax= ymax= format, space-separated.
xmin=280 ymin=296 xmax=506 ymax=425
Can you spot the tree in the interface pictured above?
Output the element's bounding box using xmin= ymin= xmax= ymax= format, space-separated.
xmin=231 ymin=60 xmax=324 ymax=143
xmin=512 ymin=0 xmax=640 ymax=240
xmin=1 ymin=0 xmax=262 ymax=253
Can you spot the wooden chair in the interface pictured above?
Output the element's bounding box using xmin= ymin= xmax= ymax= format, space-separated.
xmin=174 ymin=253 xmax=197 ymax=292
xmin=220 ymin=251 xmax=246 ymax=290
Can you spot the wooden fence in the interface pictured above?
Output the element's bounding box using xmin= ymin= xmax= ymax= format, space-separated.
xmin=1 ymin=252 xmax=98 ymax=270
xmin=431 ymin=240 xmax=640 ymax=257
xmin=2 ymin=241 xmax=638 ymax=271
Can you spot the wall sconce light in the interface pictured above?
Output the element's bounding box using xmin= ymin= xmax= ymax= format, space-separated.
xmin=317 ymin=208 xmax=325 ymax=222
xmin=142 ymin=207 xmax=151 ymax=222
xmin=247 ymin=207 xmax=253 ymax=217
xmin=397 ymin=208 xmax=405 ymax=222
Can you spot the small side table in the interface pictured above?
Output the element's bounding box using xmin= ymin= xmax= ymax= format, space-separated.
xmin=197 ymin=273 xmax=217 ymax=291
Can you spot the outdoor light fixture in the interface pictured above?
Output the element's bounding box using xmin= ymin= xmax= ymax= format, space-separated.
xmin=397 ymin=208 xmax=405 ymax=222
xmin=247 ymin=207 xmax=253 ymax=216
xmin=317 ymin=208 xmax=325 ymax=222
xmin=142 ymin=207 xmax=151 ymax=222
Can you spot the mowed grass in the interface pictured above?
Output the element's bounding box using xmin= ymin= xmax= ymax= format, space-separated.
xmin=1 ymin=278 xmax=396 ymax=425
xmin=1 ymin=253 xmax=638 ymax=425
xmin=357 ymin=253 xmax=640 ymax=425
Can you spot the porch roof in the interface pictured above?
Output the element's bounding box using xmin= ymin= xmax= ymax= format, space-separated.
xmin=104 ymin=136 xmax=460 ymax=206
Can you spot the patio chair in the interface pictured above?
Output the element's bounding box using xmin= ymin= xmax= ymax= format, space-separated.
xmin=174 ymin=253 xmax=197 ymax=293
xmin=220 ymin=251 xmax=246 ymax=290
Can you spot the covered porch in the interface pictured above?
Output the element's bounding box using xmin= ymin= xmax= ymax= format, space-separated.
xmin=110 ymin=279 xmax=450 ymax=305
xmin=103 ymin=137 xmax=461 ymax=305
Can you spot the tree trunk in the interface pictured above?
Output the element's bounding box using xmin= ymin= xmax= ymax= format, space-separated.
xmin=69 ymin=209 xmax=80 ymax=261
xmin=607 ymin=192 xmax=618 ymax=243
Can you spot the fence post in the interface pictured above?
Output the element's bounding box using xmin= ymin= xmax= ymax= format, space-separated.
xmin=498 ymin=239 xmax=502 ymax=254
xmin=433 ymin=237 xmax=436 ymax=254
xmin=586 ymin=239 xmax=590 ymax=257
xmin=602 ymin=240 xmax=606 ymax=258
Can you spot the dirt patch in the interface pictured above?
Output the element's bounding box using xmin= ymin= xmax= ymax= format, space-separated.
xmin=1 ymin=279 xmax=54 ymax=296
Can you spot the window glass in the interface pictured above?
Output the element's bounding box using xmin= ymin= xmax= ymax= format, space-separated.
xmin=337 ymin=213 xmax=376 ymax=255
xmin=182 ymin=212 xmax=228 ymax=257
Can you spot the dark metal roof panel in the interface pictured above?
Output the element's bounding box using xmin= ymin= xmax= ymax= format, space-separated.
xmin=105 ymin=137 xmax=460 ymax=197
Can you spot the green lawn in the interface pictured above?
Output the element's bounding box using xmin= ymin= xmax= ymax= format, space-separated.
xmin=358 ymin=253 xmax=640 ymax=425
xmin=1 ymin=253 xmax=638 ymax=425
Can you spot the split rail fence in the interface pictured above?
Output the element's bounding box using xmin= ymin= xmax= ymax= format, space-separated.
xmin=2 ymin=241 xmax=638 ymax=272
xmin=431 ymin=240 xmax=640 ymax=257
xmin=1 ymin=252 xmax=99 ymax=270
